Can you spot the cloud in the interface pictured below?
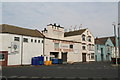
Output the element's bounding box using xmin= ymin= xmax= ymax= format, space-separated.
xmin=2 ymin=2 xmax=118 ymax=37
xmin=1 ymin=0 xmax=119 ymax=2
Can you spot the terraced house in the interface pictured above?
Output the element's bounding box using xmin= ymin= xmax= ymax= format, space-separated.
xmin=0 ymin=23 xmax=95 ymax=66
xmin=95 ymin=37 xmax=114 ymax=61
xmin=64 ymin=27 xmax=95 ymax=62
xmin=42 ymin=23 xmax=82 ymax=63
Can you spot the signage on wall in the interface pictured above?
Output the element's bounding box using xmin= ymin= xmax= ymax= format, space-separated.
xmin=8 ymin=42 xmax=19 ymax=55
xmin=53 ymin=40 xmax=74 ymax=52
xmin=98 ymin=50 xmax=101 ymax=54
xmin=74 ymin=49 xmax=79 ymax=54
xmin=61 ymin=44 xmax=69 ymax=49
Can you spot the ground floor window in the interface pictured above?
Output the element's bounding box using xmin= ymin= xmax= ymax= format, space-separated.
xmin=91 ymin=53 xmax=94 ymax=59
xmin=50 ymin=52 xmax=59 ymax=59
xmin=0 ymin=54 xmax=5 ymax=61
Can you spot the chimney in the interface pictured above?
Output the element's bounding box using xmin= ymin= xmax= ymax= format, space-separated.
xmin=53 ymin=23 xmax=57 ymax=27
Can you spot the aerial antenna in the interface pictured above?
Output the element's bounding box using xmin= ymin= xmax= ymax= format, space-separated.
xmin=74 ymin=25 xmax=77 ymax=30
xmin=65 ymin=29 xmax=68 ymax=32
xmin=69 ymin=26 xmax=72 ymax=31
xmin=79 ymin=24 xmax=82 ymax=29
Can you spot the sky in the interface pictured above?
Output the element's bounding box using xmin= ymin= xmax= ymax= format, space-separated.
xmin=1 ymin=1 xmax=118 ymax=37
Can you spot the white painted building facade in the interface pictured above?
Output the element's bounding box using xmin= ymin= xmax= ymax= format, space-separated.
xmin=42 ymin=23 xmax=95 ymax=62
xmin=0 ymin=24 xmax=44 ymax=66
xmin=64 ymin=28 xmax=95 ymax=62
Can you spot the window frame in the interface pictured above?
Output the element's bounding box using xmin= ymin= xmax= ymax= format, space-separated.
xmin=91 ymin=53 xmax=95 ymax=59
xmin=82 ymin=34 xmax=86 ymax=41
xmin=31 ymin=39 xmax=33 ymax=42
xmin=0 ymin=54 xmax=5 ymax=61
xmin=69 ymin=44 xmax=73 ymax=49
xmin=14 ymin=37 xmax=20 ymax=41
xmin=23 ymin=38 xmax=28 ymax=43
xmin=38 ymin=40 xmax=40 ymax=43
xmin=54 ymin=43 xmax=59 ymax=48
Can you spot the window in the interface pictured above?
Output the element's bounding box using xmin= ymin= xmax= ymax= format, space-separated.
xmin=69 ymin=45 xmax=73 ymax=49
xmin=38 ymin=40 xmax=40 ymax=43
xmin=88 ymin=36 xmax=91 ymax=42
xmin=88 ymin=54 xmax=90 ymax=60
xmin=35 ymin=40 xmax=37 ymax=43
xmin=54 ymin=43 xmax=59 ymax=48
xmin=31 ymin=39 xmax=33 ymax=42
xmin=91 ymin=53 xmax=94 ymax=59
xmin=23 ymin=38 xmax=28 ymax=42
xmin=97 ymin=45 xmax=99 ymax=50
xmin=0 ymin=54 xmax=5 ymax=60
xmin=88 ymin=44 xmax=91 ymax=50
xmin=82 ymin=34 xmax=85 ymax=41
xmin=82 ymin=46 xmax=86 ymax=50
xmin=14 ymin=37 xmax=20 ymax=41
xmin=42 ymin=40 xmax=44 ymax=43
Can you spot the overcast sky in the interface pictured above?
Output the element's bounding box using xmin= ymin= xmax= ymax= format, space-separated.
xmin=2 ymin=2 xmax=118 ymax=37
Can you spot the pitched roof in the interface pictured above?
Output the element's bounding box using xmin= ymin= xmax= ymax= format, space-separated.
xmin=64 ymin=29 xmax=87 ymax=37
xmin=95 ymin=37 xmax=108 ymax=45
xmin=95 ymin=36 xmax=117 ymax=45
xmin=109 ymin=36 xmax=116 ymax=46
xmin=0 ymin=24 xmax=44 ymax=38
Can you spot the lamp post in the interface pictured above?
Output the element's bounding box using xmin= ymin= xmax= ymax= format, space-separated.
xmin=118 ymin=23 xmax=120 ymax=58
xmin=112 ymin=23 xmax=118 ymax=65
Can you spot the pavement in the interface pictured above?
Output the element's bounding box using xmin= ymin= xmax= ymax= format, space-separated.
xmin=1 ymin=62 xmax=120 ymax=80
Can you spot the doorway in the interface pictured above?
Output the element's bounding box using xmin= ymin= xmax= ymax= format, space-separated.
xmin=82 ymin=53 xmax=86 ymax=62
xmin=0 ymin=51 xmax=8 ymax=66
xmin=61 ymin=52 xmax=67 ymax=62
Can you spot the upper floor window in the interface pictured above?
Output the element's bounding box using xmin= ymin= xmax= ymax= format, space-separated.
xmin=35 ymin=40 xmax=37 ymax=43
xmin=88 ymin=36 xmax=91 ymax=42
xmin=69 ymin=44 xmax=73 ymax=49
xmin=97 ymin=45 xmax=99 ymax=50
xmin=42 ymin=40 xmax=44 ymax=43
xmin=31 ymin=39 xmax=33 ymax=42
xmin=82 ymin=34 xmax=86 ymax=41
xmin=38 ymin=40 xmax=40 ymax=43
xmin=23 ymin=38 xmax=28 ymax=42
xmin=14 ymin=37 xmax=20 ymax=41
xmin=82 ymin=46 xmax=86 ymax=50
xmin=54 ymin=43 xmax=59 ymax=48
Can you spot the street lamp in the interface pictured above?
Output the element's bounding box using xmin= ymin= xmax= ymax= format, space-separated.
xmin=118 ymin=23 xmax=120 ymax=58
xmin=112 ymin=22 xmax=118 ymax=65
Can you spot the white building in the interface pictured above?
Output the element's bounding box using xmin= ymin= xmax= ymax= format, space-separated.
xmin=64 ymin=28 xmax=95 ymax=62
xmin=42 ymin=23 xmax=95 ymax=62
xmin=0 ymin=24 xmax=44 ymax=66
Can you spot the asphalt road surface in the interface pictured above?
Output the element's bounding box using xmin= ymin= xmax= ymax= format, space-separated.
xmin=1 ymin=62 xmax=120 ymax=80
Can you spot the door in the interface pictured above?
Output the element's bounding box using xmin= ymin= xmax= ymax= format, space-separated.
xmin=82 ymin=53 xmax=86 ymax=62
xmin=0 ymin=51 xmax=8 ymax=66
xmin=101 ymin=54 xmax=104 ymax=61
xmin=62 ymin=52 xmax=67 ymax=62
xmin=95 ymin=55 xmax=97 ymax=61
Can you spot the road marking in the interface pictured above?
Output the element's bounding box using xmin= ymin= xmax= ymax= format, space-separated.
xmin=31 ymin=77 xmax=40 ymax=78
xmin=17 ymin=76 xmax=28 ymax=78
xmin=7 ymin=76 xmax=18 ymax=78
xmin=42 ymin=77 xmax=52 ymax=79
xmin=66 ymin=77 xmax=76 ymax=79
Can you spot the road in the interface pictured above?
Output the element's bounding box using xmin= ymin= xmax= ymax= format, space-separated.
xmin=1 ymin=62 xmax=120 ymax=80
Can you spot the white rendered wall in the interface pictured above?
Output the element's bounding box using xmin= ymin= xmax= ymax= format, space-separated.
xmin=22 ymin=36 xmax=43 ymax=65
xmin=1 ymin=33 xmax=22 ymax=65
xmin=0 ymin=33 xmax=43 ymax=65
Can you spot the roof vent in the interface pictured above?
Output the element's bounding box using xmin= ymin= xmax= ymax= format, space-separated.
xmin=44 ymin=28 xmax=47 ymax=31
xmin=57 ymin=25 xmax=60 ymax=27
xmin=53 ymin=23 xmax=57 ymax=26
